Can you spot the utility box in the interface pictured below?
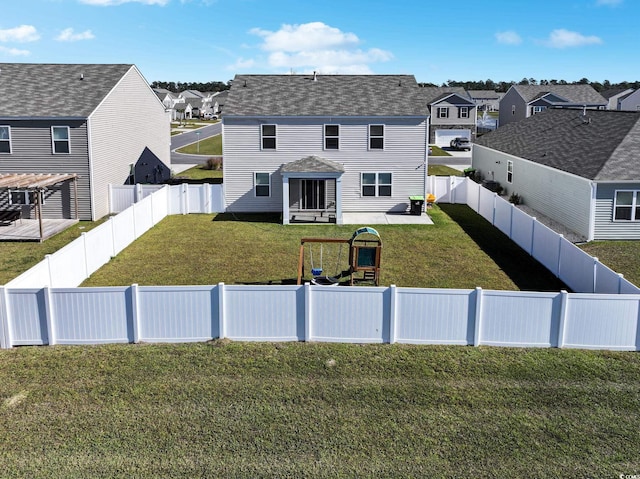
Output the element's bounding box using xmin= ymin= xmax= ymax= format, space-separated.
xmin=409 ymin=196 xmax=424 ymax=215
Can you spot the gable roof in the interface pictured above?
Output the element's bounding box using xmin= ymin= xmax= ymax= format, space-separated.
xmin=600 ymin=87 xmax=634 ymax=100
xmin=476 ymin=109 xmax=640 ymax=181
xmin=509 ymin=84 xmax=607 ymax=106
xmin=0 ymin=63 xmax=134 ymax=118
xmin=468 ymin=90 xmax=502 ymax=99
xmin=225 ymin=74 xmax=428 ymax=117
xmin=420 ymin=86 xmax=469 ymax=104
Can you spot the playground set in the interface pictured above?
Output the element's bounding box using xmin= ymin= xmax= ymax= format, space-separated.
xmin=296 ymin=227 xmax=382 ymax=286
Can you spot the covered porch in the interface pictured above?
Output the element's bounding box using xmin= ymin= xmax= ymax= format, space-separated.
xmin=0 ymin=173 xmax=79 ymax=242
xmin=281 ymin=156 xmax=344 ymax=225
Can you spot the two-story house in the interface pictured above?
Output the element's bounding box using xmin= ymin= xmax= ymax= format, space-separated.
xmin=222 ymin=74 xmax=430 ymax=224
xmin=420 ymin=87 xmax=476 ymax=146
xmin=499 ymin=84 xmax=607 ymax=127
xmin=0 ymin=63 xmax=170 ymax=221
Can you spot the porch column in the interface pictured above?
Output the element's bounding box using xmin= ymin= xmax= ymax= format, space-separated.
xmin=282 ymin=175 xmax=290 ymax=225
xmin=335 ymin=175 xmax=343 ymax=225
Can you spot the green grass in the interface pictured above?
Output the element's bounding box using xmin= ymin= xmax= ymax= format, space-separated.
xmin=82 ymin=206 xmax=565 ymax=291
xmin=429 ymin=145 xmax=451 ymax=156
xmin=1 ymin=342 xmax=638 ymax=477
xmin=428 ymin=165 xmax=463 ymax=176
xmin=176 ymin=134 xmax=222 ymax=155
xmin=174 ymin=164 xmax=223 ymax=181
xmin=0 ymin=220 xmax=105 ymax=285
xmin=579 ymin=240 xmax=640 ymax=286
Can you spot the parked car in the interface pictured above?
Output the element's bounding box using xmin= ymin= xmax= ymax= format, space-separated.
xmin=450 ymin=137 xmax=471 ymax=151
xmin=203 ymin=112 xmax=218 ymax=120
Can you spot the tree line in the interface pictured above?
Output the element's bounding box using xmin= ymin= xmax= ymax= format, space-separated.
xmin=419 ymin=78 xmax=640 ymax=93
xmin=150 ymin=80 xmax=231 ymax=93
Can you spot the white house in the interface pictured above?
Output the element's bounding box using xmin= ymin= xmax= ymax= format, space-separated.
xmin=222 ymin=74 xmax=430 ymax=224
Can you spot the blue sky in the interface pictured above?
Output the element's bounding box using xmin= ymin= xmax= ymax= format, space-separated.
xmin=1 ymin=0 xmax=637 ymax=85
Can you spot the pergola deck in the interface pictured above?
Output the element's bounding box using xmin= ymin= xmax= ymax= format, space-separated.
xmin=0 ymin=219 xmax=78 ymax=242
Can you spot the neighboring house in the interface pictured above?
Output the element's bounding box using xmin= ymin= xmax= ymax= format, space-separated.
xmin=472 ymin=108 xmax=640 ymax=241
xmin=498 ymin=85 xmax=607 ymax=127
xmin=153 ymin=88 xmax=177 ymax=110
xmin=468 ymin=90 xmax=503 ymax=111
xmin=0 ymin=63 xmax=170 ymax=221
xmin=421 ymin=87 xmax=476 ymax=146
xmin=601 ymin=88 xmax=635 ymax=110
xmin=211 ymin=90 xmax=228 ymax=116
xmin=619 ymin=89 xmax=640 ymax=112
xmin=222 ymin=74 xmax=430 ymax=224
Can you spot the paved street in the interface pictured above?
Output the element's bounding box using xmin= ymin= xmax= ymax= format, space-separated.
xmin=171 ymin=123 xmax=221 ymax=170
xmin=429 ymin=147 xmax=472 ymax=171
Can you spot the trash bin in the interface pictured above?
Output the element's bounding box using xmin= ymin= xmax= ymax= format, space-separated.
xmin=409 ymin=196 xmax=424 ymax=215
xmin=463 ymin=167 xmax=476 ymax=178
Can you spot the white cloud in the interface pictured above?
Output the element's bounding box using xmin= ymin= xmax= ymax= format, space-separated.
xmin=57 ymin=28 xmax=95 ymax=42
xmin=79 ymin=0 xmax=169 ymax=5
xmin=227 ymin=57 xmax=256 ymax=71
xmin=0 ymin=25 xmax=40 ymax=43
xmin=239 ymin=22 xmax=393 ymax=73
xmin=495 ymin=30 xmax=522 ymax=45
xmin=0 ymin=45 xmax=30 ymax=56
xmin=544 ymin=29 xmax=602 ymax=48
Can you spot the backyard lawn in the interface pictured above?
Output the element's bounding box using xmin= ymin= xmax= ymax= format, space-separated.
xmin=0 ymin=342 xmax=638 ymax=477
xmin=82 ymin=205 xmax=565 ymax=291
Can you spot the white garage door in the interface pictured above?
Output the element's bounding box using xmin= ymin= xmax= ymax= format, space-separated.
xmin=434 ymin=129 xmax=471 ymax=148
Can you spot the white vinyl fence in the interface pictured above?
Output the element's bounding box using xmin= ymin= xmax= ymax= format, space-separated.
xmin=2 ymin=178 xmax=639 ymax=351
xmin=110 ymin=183 xmax=224 ymax=215
xmin=1 ymin=284 xmax=638 ymax=350
xmin=428 ymin=176 xmax=640 ymax=295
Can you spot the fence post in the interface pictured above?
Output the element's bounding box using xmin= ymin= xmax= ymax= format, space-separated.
xmin=182 ymin=183 xmax=188 ymax=215
xmin=556 ymin=234 xmax=564 ymax=278
xmin=0 ymin=287 xmax=12 ymax=349
xmin=45 ymin=254 xmax=54 ymax=287
xmin=130 ymin=284 xmax=140 ymax=343
xmin=81 ymin=232 xmax=90 ymax=280
xmin=473 ymin=287 xmax=483 ymax=346
xmin=530 ymin=218 xmax=536 ymax=256
xmin=557 ymin=290 xmax=569 ymax=348
xmin=618 ymin=273 xmax=625 ymax=294
xmin=43 ymin=286 xmax=56 ymax=346
xmin=593 ymin=257 xmax=599 ymax=293
xmin=218 ymin=282 xmax=225 ymax=339
xmin=304 ymin=283 xmax=312 ymax=342
xmin=110 ymin=217 xmax=117 ymax=257
xmin=509 ymin=203 xmax=514 ymax=239
xmin=389 ymin=285 xmax=397 ymax=344
xmin=135 ymin=183 xmax=143 ymax=203
xmin=204 ymin=183 xmax=211 ymax=213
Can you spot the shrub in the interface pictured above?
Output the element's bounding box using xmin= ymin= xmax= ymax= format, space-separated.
xmin=204 ymin=157 xmax=223 ymax=170
xmin=509 ymin=192 xmax=522 ymax=205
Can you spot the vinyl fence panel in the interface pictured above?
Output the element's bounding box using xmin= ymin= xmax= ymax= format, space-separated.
xmin=510 ymin=207 xmax=534 ymax=254
xmin=558 ymin=239 xmax=596 ymax=293
xmin=5 ymin=289 xmax=48 ymax=346
xmin=478 ymin=187 xmax=495 ymax=223
xmin=531 ymin=221 xmax=561 ymax=276
xmin=395 ymin=288 xmax=474 ymax=345
xmin=595 ymin=262 xmax=624 ymax=294
xmin=563 ymin=294 xmax=640 ymax=350
xmin=493 ymin=197 xmax=514 ymax=237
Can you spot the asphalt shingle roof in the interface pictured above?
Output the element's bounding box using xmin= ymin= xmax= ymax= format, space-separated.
xmin=476 ymin=108 xmax=640 ymax=181
xmin=0 ymin=63 xmax=134 ymax=118
xmin=225 ymin=74 xmax=428 ymax=117
xmin=511 ymin=84 xmax=606 ymax=105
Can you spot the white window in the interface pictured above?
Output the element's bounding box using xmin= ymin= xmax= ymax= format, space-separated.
xmin=369 ymin=125 xmax=384 ymax=150
xmin=532 ymin=106 xmax=546 ymax=115
xmin=0 ymin=126 xmax=11 ymax=153
xmin=254 ymin=172 xmax=270 ymax=197
xmin=261 ymin=124 xmax=276 ymax=150
xmin=324 ymin=124 xmax=339 ymax=150
xmin=437 ymin=107 xmax=449 ymax=119
xmin=9 ymin=190 xmax=44 ymax=205
xmin=361 ymin=173 xmax=392 ymax=197
xmin=507 ymin=160 xmax=513 ymax=183
xmin=458 ymin=107 xmax=469 ymax=119
xmin=613 ymin=190 xmax=640 ymax=221
xmin=52 ymin=126 xmax=70 ymax=154
xmin=511 ymin=105 xmax=516 ymax=115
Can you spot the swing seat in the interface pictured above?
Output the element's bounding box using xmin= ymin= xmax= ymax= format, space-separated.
xmin=311 ymin=268 xmax=323 ymax=276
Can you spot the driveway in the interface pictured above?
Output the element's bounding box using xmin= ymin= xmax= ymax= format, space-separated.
xmin=429 ymin=147 xmax=471 ymax=171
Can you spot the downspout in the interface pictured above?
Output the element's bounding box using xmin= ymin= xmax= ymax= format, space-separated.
xmin=424 ymin=115 xmax=431 ymax=201
xmin=588 ymin=181 xmax=597 ymax=241
xmin=86 ymin=115 xmax=95 ymax=220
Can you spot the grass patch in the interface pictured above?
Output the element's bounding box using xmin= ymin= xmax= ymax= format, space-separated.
xmin=82 ymin=206 xmax=565 ymax=291
xmin=0 ymin=342 xmax=638 ymax=477
xmin=174 ymin=164 xmax=223 ymax=181
xmin=0 ymin=220 xmax=106 ymax=284
xmin=579 ymin=240 xmax=640 ymax=286
xmin=428 ymin=165 xmax=463 ymax=176
xmin=176 ymin=134 xmax=221 ymax=155
xmin=429 ymin=145 xmax=451 ymax=156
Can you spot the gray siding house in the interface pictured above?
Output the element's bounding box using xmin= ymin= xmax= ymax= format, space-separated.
xmin=472 ymin=108 xmax=640 ymax=241
xmin=0 ymin=63 xmax=170 ymax=221
xmin=619 ymin=89 xmax=640 ymax=112
xmin=498 ymin=85 xmax=607 ymax=128
xmin=420 ymin=87 xmax=476 ymax=146
xmin=222 ymin=74 xmax=430 ymax=224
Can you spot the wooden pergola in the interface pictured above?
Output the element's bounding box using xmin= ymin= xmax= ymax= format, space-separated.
xmin=0 ymin=173 xmax=78 ymax=242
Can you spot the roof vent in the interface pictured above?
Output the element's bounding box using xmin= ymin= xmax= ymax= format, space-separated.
xmin=80 ymin=73 xmax=84 ymax=80
xmin=582 ymin=116 xmax=591 ymax=125
xmin=313 ymin=71 xmax=317 ymax=81
xmin=243 ymin=80 xmax=247 ymax=87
